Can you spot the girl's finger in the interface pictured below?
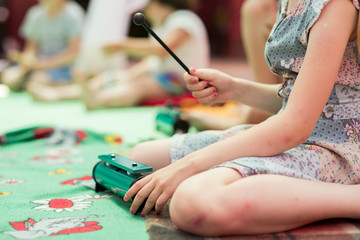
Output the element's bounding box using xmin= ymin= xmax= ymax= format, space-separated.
xmin=184 ymin=72 xmax=199 ymax=85
xmin=130 ymin=180 xmax=155 ymax=215
xmin=189 ymin=67 xmax=197 ymax=75
xmin=140 ymin=187 xmax=162 ymax=216
xmin=187 ymin=80 xmax=209 ymax=91
xmin=192 ymin=87 xmax=217 ymax=99
xmin=198 ymin=91 xmax=218 ymax=104
xmin=124 ymin=176 xmax=151 ymax=202
xmin=155 ymin=192 xmax=172 ymax=215
xmin=190 ymin=68 xmax=221 ymax=83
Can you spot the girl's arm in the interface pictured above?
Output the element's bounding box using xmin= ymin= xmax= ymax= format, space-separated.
xmin=103 ymin=28 xmax=190 ymax=59
xmin=186 ymin=69 xmax=284 ymax=115
xmin=8 ymin=40 xmax=37 ymax=70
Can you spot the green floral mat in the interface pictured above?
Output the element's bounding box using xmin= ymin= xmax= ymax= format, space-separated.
xmin=0 ymin=92 xmax=166 ymax=240
xmin=0 ymin=126 xmax=150 ymax=240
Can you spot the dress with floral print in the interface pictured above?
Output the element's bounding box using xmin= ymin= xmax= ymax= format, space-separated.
xmin=170 ymin=0 xmax=360 ymax=184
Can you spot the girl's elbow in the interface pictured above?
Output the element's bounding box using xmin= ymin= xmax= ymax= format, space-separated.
xmin=298 ymin=132 xmax=311 ymax=145
xmin=290 ymin=126 xmax=313 ymax=146
xmin=280 ymin=111 xmax=316 ymax=145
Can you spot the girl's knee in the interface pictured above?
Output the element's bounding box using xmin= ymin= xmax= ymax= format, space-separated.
xmin=169 ymin=174 xmax=261 ymax=236
xmin=169 ymin=177 xmax=231 ymax=236
xmin=169 ymin=178 xmax=209 ymax=234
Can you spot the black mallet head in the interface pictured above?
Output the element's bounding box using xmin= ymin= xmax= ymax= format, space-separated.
xmin=132 ymin=12 xmax=190 ymax=74
xmin=133 ymin=12 xmax=146 ymax=26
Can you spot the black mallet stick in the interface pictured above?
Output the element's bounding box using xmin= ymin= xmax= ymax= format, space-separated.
xmin=133 ymin=12 xmax=190 ymax=74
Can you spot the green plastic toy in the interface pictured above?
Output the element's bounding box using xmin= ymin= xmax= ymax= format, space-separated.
xmin=92 ymin=154 xmax=153 ymax=214
xmin=155 ymin=106 xmax=190 ymax=136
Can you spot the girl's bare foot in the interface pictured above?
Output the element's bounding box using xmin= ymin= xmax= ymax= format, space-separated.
xmin=1 ymin=66 xmax=28 ymax=92
xmin=73 ymin=69 xmax=102 ymax=110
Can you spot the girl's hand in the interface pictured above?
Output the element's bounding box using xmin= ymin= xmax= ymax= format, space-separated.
xmin=7 ymin=51 xmax=36 ymax=70
xmin=22 ymin=55 xmax=37 ymax=70
xmin=7 ymin=50 xmax=21 ymax=63
xmin=124 ymin=160 xmax=197 ymax=217
xmin=184 ymin=68 xmax=235 ymax=104
xmin=13 ymin=52 xmax=37 ymax=70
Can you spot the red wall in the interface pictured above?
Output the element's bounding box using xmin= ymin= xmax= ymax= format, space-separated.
xmin=5 ymin=0 xmax=37 ymax=49
xmin=194 ymin=0 xmax=246 ymax=58
xmin=4 ymin=0 xmax=246 ymax=57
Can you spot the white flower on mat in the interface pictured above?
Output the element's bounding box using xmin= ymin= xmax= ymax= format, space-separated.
xmin=32 ymin=196 xmax=92 ymax=213
xmin=83 ymin=194 xmax=113 ymax=200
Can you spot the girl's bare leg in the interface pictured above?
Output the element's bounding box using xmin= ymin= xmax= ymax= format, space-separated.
xmin=1 ymin=65 xmax=29 ymax=92
xmin=129 ymin=138 xmax=172 ymax=172
xmin=170 ymin=168 xmax=360 ymax=236
xmin=86 ymin=69 xmax=128 ymax=90
xmin=26 ymin=71 xmax=81 ymax=102
xmin=80 ymin=74 xmax=172 ymax=110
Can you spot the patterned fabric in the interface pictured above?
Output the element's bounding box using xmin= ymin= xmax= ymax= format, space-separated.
xmin=170 ymin=0 xmax=360 ymax=184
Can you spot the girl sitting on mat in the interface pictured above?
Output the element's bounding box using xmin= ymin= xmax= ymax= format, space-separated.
xmin=76 ymin=0 xmax=209 ymax=110
xmin=124 ymin=0 xmax=360 ymax=237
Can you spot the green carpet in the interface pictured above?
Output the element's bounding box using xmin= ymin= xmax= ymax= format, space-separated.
xmin=0 ymin=92 xmax=166 ymax=240
xmin=0 ymin=92 xmax=163 ymax=142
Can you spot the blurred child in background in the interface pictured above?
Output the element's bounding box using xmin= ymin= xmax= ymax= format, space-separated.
xmin=77 ymin=0 xmax=210 ymax=110
xmin=1 ymin=0 xmax=84 ymax=101
xmin=239 ymin=0 xmax=282 ymax=124
xmin=73 ymin=0 xmax=149 ymax=79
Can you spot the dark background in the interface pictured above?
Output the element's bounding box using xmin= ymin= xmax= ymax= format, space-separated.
xmin=1 ymin=0 xmax=246 ymax=59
